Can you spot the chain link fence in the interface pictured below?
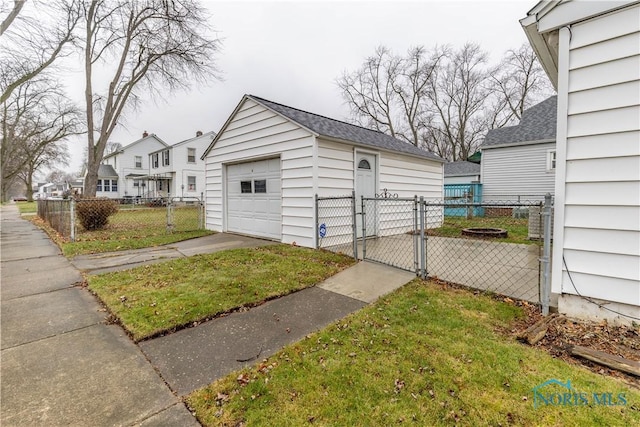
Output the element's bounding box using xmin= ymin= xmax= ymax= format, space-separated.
xmin=316 ymin=194 xmax=357 ymax=258
xmin=37 ymin=196 xmax=205 ymax=241
xmin=316 ymin=193 xmax=553 ymax=311
xmin=423 ymin=199 xmax=545 ymax=304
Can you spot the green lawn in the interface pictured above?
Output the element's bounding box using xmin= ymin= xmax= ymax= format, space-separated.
xmin=429 ymin=216 xmax=533 ymax=244
xmin=64 ymin=206 xmax=212 ymax=257
xmin=88 ymin=245 xmax=356 ymax=341
xmin=187 ymin=280 xmax=640 ymax=426
xmin=16 ymin=201 xmax=37 ymax=214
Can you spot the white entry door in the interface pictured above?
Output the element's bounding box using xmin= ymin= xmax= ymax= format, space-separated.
xmin=355 ymin=153 xmax=377 ymax=237
xmin=226 ymin=158 xmax=282 ymax=240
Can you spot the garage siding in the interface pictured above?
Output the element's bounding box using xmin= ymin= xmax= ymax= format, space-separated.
xmin=379 ymin=153 xmax=443 ymax=198
xmin=204 ymin=98 xmax=316 ymax=246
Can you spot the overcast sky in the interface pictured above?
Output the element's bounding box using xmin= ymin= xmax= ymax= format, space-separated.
xmin=64 ymin=0 xmax=536 ymax=173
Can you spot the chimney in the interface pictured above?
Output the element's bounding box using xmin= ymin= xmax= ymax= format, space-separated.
xmin=196 ymin=130 xmax=203 ymax=137
xmin=142 ymin=131 xmax=149 ymax=138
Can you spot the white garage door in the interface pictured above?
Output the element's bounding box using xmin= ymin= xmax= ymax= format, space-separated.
xmin=226 ymin=158 xmax=282 ymax=240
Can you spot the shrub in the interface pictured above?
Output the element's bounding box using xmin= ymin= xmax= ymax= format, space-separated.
xmin=76 ymin=198 xmax=118 ymax=230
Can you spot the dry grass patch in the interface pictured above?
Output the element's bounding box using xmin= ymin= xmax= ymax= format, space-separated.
xmin=187 ymin=280 xmax=640 ymax=426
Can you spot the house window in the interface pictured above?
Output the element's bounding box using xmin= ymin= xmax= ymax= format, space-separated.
xmin=135 ymin=156 xmax=142 ymax=168
xmin=187 ymin=176 xmax=196 ymax=191
xmin=111 ymin=180 xmax=118 ymax=192
xmin=162 ymin=150 xmax=170 ymax=166
xmin=96 ymin=179 xmax=103 ymax=192
xmin=187 ymin=148 xmax=196 ymax=163
xmin=358 ymin=159 xmax=371 ymax=170
xmin=254 ymin=179 xmax=267 ymax=193
xmin=547 ymin=150 xmax=556 ymax=171
xmin=241 ymin=181 xmax=252 ymax=193
xmin=152 ymin=153 xmax=159 ymax=169
xmin=133 ymin=181 xmax=139 ymax=187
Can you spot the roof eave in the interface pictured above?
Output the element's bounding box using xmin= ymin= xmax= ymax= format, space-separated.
xmin=320 ymin=135 xmax=445 ymax=163
xmin=521 ymin=17 xmax=559 ymax=89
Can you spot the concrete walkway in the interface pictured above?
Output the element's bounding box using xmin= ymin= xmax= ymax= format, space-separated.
xmin=1 ymin=204 xmax=199 ymax=427
xmin=1 ymin=204 xmax=415 ymax=423
xmin=71 ymin=232 xmax=278 ymax=275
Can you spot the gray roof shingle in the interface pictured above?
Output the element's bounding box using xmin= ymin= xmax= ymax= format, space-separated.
xmin=481 ymin=96 xmax=557 ymax=148
xmin=98 ymin=164 xmax=118 ymax=178
xmin=444 ymin=161 xmax=481 ymax=177
xmin=249 ymin=95 xmax=443 ymax=162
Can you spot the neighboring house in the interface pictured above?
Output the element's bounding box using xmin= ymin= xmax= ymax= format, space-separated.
xmin=480 ymin=96 xmax=557 ymax=201
xmin=100 ymin=132 xmax=169 ymax=198
xmin=147 ymin=131 xmax=215 ymax=198
xmin=443 ymin=161 xmax=481 ymax=184
xmin=37 ymin=182 xmax=67 ymax=198
xmin=202 ymin=94 xmax=444 ymax=248
xmin=521 ymin=0 xmax=640 ymax=324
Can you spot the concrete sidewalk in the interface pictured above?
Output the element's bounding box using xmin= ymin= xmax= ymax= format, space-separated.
xmin=1 ymin=204 xmax=198 ymax=427
xmin=1 ymin=203 xmax=416 ymax=423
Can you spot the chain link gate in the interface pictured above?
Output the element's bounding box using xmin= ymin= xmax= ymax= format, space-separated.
xmin=316 ymin=193 xmax=553 ymax=313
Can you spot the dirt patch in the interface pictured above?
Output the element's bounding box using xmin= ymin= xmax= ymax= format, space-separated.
xmin=507 ymin=300 xmax=640 ymax=388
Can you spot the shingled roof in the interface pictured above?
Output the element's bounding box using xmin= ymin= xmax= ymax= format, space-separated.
xmin=481 ymin=96 xmax=557 ymax=148
xmin=248 ymin=95 xmax=443 ymax=162
xmin=444 ymin=161 xmax=481 ymax=177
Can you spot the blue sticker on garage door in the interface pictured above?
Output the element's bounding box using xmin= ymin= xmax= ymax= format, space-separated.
xmin=318 ymin=223 xmax=327 ymax=238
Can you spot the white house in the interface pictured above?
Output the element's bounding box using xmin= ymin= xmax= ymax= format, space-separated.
xmin=100 ymin=133 xmax=168 ymax=198
xmin=444 ymin=161 xmax=481 ymax=185
xmin=147 ymin=131 xmax=215 ymax=199
xmin=521 ymin=0 xmax=640 ymax=324
xmin=480 ymin=96 xmax=557 ymax=202
xmin=202 ymin=95 xmax=444 ymax=248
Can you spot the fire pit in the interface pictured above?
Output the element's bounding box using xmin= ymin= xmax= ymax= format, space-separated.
xmin=461 ymin=228 xmax=508 ymax=238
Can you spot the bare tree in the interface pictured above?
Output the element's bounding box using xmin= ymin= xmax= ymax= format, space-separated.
xmin=0 ymin=0 xmax=26 ymax=36
xmin=1 ymin=76 xmax=81 ymax=201
xmin=485 ymin=43 xmax=555 ymax=128
xmin=0 ymin=0 xmax=80 ymax=104
xmin=337 ymin=45 xmax=446 ymax=147
xmin=424 ymin=43 xmax=491 ymax=161
xmin=81 ymin=0 xmax=221 ymax=197
xmin=17 ymin=137 xmax=70 ymax=201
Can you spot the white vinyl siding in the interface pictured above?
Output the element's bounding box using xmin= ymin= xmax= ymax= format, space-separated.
xmin=379 ymin=153 xmax=443 ymax=198
xmin=552 ymin=4 xmax=640 ymax=308
xmin=205 ymin=98 xmax=315 ymax=247
xmin=481 ymin=142 xmax=556 ymax=201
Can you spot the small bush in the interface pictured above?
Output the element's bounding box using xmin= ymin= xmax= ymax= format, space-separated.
xmin=76 ymin=198 xmax=118 ymax=230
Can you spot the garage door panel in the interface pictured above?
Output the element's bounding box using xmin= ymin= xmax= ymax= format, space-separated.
xmin=226 ymin=159 xmax=282 ymax=240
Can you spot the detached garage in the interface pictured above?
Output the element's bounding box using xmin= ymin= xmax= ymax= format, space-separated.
xmin=202 ymin=95 xmax=444 ymax=248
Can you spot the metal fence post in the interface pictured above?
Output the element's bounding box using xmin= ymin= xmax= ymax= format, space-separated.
xmin=69 ymin=198 xmax=76 ymax=242
xmin=541 ymin=193 xmax=553 ymax=316
xmin=361 ymin=195 xmax=367 ymax=260
xmin=166 ymin=199 xmax=173 ymax=233
xmin=351 ymin=190 xmax=358 ymax=260
xmin=413 ymin=196 xmax=419 ymax=275
xmin=419 ymin=196 xmax=426 ymax=279
xmin=314 ymin=194 xmax=320 ymax=249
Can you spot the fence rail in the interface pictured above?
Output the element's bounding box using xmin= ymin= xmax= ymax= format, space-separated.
xmin=37 ymin=196 xmax=205 ymax=242
xmin=317 ymin=193 xmax=553 ymax=312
